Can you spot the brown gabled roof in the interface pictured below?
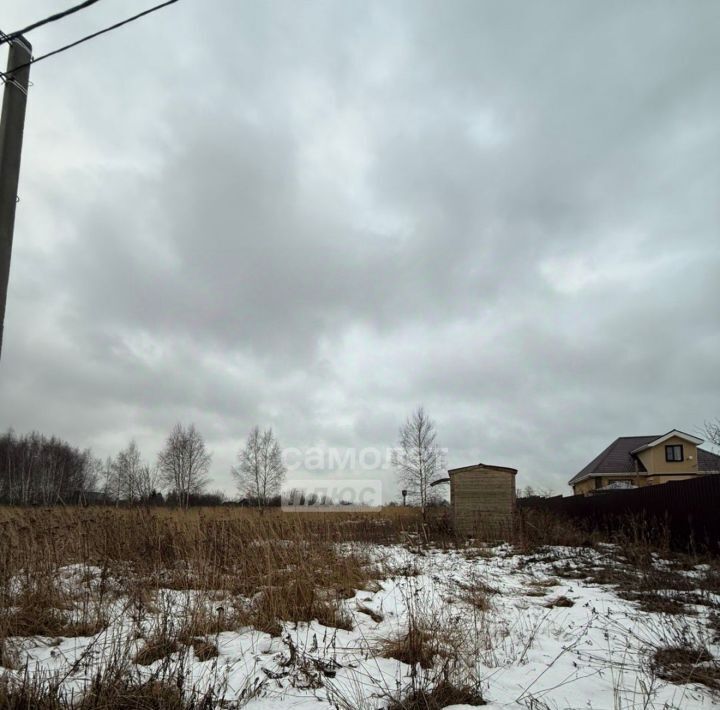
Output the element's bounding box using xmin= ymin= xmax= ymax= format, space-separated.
xmin=569 ymin=435 xmax=720 ymax=485
xmin=568 ymin=436 xmax=656 ymax=485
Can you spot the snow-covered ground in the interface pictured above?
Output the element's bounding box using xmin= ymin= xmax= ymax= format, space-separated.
xmin=2 ymin=543 xmax=719 ymax=709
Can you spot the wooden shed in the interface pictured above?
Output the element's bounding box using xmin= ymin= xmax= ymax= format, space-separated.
xmin=432 ymin=463 xmax=518 ymax=537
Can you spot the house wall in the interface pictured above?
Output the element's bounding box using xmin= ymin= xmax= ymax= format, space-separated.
xmin=635 ymin=448 xmax=653 ymax=472
xmin=572 ymin=436 xmax=706 ymax=495
xmin=644 ymin=436 xmax=699 ymax=475
xmin=450 ymin=465 xmax=516 ymax=537
xmin=572 ymin=478 xmax=596 ymax=495
xmin=573 ymin=473 xmax=649 ymax=495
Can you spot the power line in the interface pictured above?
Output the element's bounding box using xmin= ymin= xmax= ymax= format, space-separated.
xmin=0 ymin=0 xmax=180 ymax=80
xmin=0 ymin=32 xmax=28 ymax=92
xmin=0 ymin=0 xmax=103 ymax=46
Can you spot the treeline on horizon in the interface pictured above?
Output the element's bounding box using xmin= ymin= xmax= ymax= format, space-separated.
xmin=1 ymin=409 xmax=452 ymax=509
xmin=0 ymin=429 xmax=394 ymax=508
xmin=0 ymin=428 xmax=228 ymax=507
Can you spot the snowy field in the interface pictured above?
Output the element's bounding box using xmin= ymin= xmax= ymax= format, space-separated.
xmin=2 ymin=540 xmax=719 ymax=709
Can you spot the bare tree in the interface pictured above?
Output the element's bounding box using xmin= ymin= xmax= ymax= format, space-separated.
xmin=704 ymin=419 xmax=720 ymax=452
xmin=82 ymin=454 xmax=102 ymax=499
xmin=103 ymin=443 xmax=158 ymax=504
xmin=232 ymin=426 xmax=286 ymax=513
xmin=112 ymin=440 xmax=143 ymax=503
xmin=0 ymin=430 xmax=97 ymax=505
xmin=157 ymin=423 xmax=211 ymax=508
xmin=392 ymin=406 xmax=444 ymax=518
xmin=136 ymin=463 xmax=161 ymax=502
xmin=100 ymin=455 xmax=120 ymax=504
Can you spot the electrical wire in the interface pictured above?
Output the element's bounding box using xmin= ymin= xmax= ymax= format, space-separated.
xmin=0 ymin=31 xmax=19 ymax=89
xmin=0 ymin=0 xmax=180 ymax=80
xmin=0 ymin=0 xmax=103 ymax=46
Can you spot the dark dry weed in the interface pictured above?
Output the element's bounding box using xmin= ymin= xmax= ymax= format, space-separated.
xmin=0 ymin=664 xmax=219 ymax=709
xmin=651 ymin=645 xmax=720 ymax=692
xmin=388 ymin=680 xmax=486 ymax=709
xmin=544 ymin=595 xmax=574 ymax=608
xmin=355 ymin=601 xmax=384 ymax=623
xmin=455 ymin=577 xmax=494 ymax=611
xmin=381 ymin=627 xmax=439 ymax=669
xmin=247 ymin=579 xmax=353 ymax=636
xmin=133 ymin=636 xmax=181 ymax=666
xmin=710 ymin=613 xmax=720 ymax=644
xmin=187 ymin=638 xmax=218 ymax=662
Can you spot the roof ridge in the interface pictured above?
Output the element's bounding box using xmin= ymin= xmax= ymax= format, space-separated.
xmin=616 ymin=435 xmax=660 ymax=439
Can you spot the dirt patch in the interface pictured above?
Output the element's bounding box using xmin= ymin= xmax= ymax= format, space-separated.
xmin=618 ymin=591 xmax=693 ymax=616
xmin=552 ymin=563 xmax=589 ymax=580
xmin=544 ymin=595 xmax=574 ymax=608
xmin=134 ymin=637 xmax=180 ymax=666
xmin=651 ymin=645 xmax=720 ymax=692
xmin=356 ymin=602 xmax=384 ymax=623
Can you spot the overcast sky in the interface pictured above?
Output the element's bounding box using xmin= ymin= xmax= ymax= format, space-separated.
xmin=1 ymin=1 xmax=718 ymax=499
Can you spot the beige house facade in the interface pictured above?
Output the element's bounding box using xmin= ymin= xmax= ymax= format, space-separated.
xmin=569 ymin=430 xmax=720 ymax=495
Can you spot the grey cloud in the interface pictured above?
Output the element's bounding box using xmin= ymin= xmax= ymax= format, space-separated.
xmin=1 ymin=0 xmax=718 ymax=496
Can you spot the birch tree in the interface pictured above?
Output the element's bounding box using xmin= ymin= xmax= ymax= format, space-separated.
xmin=112 ymin=440 xmax=143 ymax=503
xmin=391 ymin=406 xmax=444 ymax=518
xmin=157 ymin=423 xmax=211 ymax=508
xmin=233 ymin=426 xmax=286 ymax=512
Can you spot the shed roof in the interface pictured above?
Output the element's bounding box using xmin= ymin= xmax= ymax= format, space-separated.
xmin=448 ymin=463 xmax=518 ymax=475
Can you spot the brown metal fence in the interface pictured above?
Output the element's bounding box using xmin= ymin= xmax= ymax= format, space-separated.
xmin=518 ymin=475 xmax=720 ymax=551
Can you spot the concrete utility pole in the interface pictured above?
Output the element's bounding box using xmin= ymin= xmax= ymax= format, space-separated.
xmin=0 ymin=35 xmax=32 ymax=360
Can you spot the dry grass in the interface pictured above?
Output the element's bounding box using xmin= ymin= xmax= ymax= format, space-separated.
xmin=134 ymin=636 xmax=181 ymax=666
xmin=388 ymin=680 xmax=486 ymax=708
xmin=515 ymin=508 xmax=595 ymax=551
xmin=457 ymin=582 xmax=492 ymax=611
xmin=535 ymin=520 xmax=720 ymax=619
xmin=381 ymin=627 xmax=439 ymax=669
xmin=188 ymin=638 xmax=218 ymax=662
xmin=0 ymin=506 xmax=423 ymax=706
xmin=651 ymin=645 xmax=720 ymax=692
xmin=710 ymin=613 xmax=720 ymax=644
xmin=0 ymin=668 xmax=218 ymax=709
xmin=1 ymin=505 xmax=719 ymax=708
xmin=0 ymin=506 xmax=416 ymax=645
xmin=379 ymin=581 xmax=462 ymax=671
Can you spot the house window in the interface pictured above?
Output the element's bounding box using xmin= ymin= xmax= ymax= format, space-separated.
xmin=665 ymin=444 xmax=683 ymax=462
xmin=594 ymin=477 xmax=603 ymax=489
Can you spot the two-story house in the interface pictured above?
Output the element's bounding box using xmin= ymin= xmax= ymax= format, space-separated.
xmin=569 ymin=429 xmax=720 ymax=495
